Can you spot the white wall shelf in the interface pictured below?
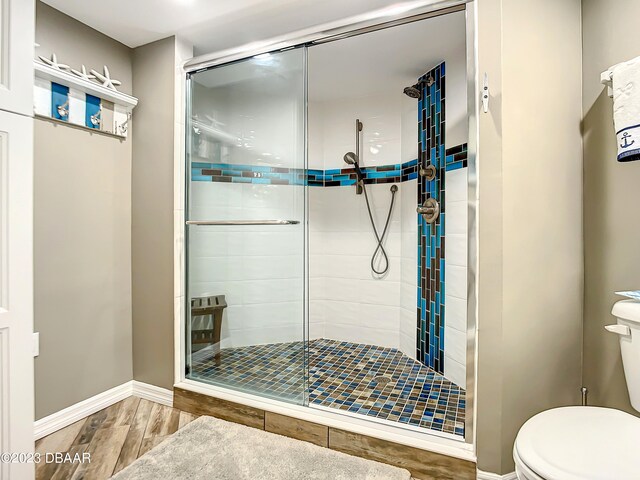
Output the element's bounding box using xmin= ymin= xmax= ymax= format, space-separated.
xmin=34 ymin=114 xmax=128 ymax=139
xmin=34 ymin=60 xmax=138 ymax=138
xmin=34 ymin=61 xmax=138 ymax=108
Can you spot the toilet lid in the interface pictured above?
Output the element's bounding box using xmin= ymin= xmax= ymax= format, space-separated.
xmin=515 ymin=407 xmax=640 ymax=480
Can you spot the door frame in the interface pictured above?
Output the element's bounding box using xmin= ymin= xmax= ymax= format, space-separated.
xmin=0 ymin=0 xmax=35 ymax=478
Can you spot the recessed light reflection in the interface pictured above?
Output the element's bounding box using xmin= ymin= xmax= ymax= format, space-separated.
xmin=378 ymin=1 xmax=424 ymax=18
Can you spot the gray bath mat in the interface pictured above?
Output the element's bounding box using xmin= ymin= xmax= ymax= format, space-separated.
xmin=112 ymin=416 xmax=411 ymax=480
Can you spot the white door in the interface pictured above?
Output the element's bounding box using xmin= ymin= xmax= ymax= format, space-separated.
xmin=0 ymin=0 xmax=36 ymax=117
xmin=0 ymin=0 xmax=36 ymax=479
xmin=0 ymin=113 xmax=34 ymax=480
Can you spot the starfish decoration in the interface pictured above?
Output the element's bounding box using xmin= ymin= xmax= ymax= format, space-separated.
xmin=70 ymin=65 xmax=95 ymax=82
xmin=90 ymin=65 xmax=122 ymax=91
xmin=38 ymin=53 xmax=70 ymax=71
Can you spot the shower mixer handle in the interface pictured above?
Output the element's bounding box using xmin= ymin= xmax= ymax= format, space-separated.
xmin=416 ymin=206 xmax=437 ymax=214
xmin=419 ymin=164 xmax=437 ymax=181
xmin=417 ymin=198 xmax=440 ymax=224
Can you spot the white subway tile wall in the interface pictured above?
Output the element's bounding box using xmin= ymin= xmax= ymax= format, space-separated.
xmin=309 ymin=184 xmax=403 ymax=348
xmin=400 ymin=180 xmax=418 ymax=359
xmin=309 ymin=93 xmax=404 ymax=171
xmin=188 ymin=181 xmax=304 ymax=349
xmin=443 ymin=167 xmax=468 ymax=388
xmin=309 ymin=92 xmax=412 ymax=348
xmin=399 ymin=95 xmax=420 ymax=360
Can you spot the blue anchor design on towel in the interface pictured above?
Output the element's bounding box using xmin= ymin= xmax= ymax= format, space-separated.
xmin=621 ymin=131 xmax=635 ymax=148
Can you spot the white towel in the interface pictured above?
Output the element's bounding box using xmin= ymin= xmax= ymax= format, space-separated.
xmin=616 ymin=291 xmax=640 ymax=301
xmin=602 ymin=56 xmax=640 ymax=162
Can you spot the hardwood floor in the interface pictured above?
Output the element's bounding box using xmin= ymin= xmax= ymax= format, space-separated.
xmin=38 ymin=392 xmax=475 ymax=480
xmin=35 ymin=396 xmax=198 ymax=480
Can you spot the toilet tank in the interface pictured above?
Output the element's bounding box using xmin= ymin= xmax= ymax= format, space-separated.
xmin=609 ymin=300 xmax=640 ymax=413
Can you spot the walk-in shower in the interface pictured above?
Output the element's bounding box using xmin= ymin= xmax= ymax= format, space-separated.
xmin=183 ymin=7 xmax=471 ymax=441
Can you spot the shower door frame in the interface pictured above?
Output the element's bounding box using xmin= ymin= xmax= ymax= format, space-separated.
xmin=175 ymin=0 xmax=478 ymax=459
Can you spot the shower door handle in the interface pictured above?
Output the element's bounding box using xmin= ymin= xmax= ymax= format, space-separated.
xmin=186 ymin=220 xmax=300 ymax=226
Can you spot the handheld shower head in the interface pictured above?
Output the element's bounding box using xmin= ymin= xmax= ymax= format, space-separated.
xmin=343 ymin=152 xmax=359 ymax=166
xmin=343 ymin=151 xmax=364 ymax=181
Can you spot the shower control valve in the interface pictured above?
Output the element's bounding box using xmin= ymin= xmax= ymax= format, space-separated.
xmin=419 ymin=164 xmax=437 ymax=181
xmin=417 ymin=198 xmax=440 ymax=224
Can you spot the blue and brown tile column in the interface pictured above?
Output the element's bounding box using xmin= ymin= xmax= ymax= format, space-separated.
xmin=417 ymin=62 xmax=446 ymax=373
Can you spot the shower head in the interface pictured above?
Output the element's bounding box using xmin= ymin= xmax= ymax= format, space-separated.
xmin=343 ymin=151 xmax=359 ymax=166
xmin=343 ymin=151 xmax=364 ymax=181
xmin=403 ymin=84 xmax=421 ymax=100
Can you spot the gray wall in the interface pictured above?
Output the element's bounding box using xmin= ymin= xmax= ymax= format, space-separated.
xmin=34 ymin=1 xmax=134 ymax=420
xmin=582 ymin=0 xmax=640 ymax=415
xmin=36 ymin=0 xmax=181 ymax=415
xmin=35 ymin=2 xmax=132 ymax=95
xmin=476 ymin=0 xmax=584 ymax=474
xmin=131 ymin=37 xmax=177 ymax=389
xmin=34 ymin=122 xmax=133 ymax=419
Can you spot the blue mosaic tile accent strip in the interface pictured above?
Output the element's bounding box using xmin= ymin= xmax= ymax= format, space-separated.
xmin=191 ymin=158 xmax=420 ymax=186
xmin=189 ymin=338 xmax=465 ymax=435
xmin=192 ymin=162 xmax=307 ymax=185
xmin=417 ymin=63 xmax=446 ymax=373
xmin=445 ymin=143 xmax=468 ymax=171
xmin=401 ymin=158 xmax=419 ymax=181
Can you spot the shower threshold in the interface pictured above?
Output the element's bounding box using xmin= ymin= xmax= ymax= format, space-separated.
xmin=188 ymin=338 xmax=465 ymax=437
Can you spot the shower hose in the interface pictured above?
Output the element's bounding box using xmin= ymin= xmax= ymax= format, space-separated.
xmin=362 ymin=183 xmax=398 ymax=276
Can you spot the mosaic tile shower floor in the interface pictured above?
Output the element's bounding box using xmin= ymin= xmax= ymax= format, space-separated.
xmin=189 ymin=338 xmax=465 ymax=436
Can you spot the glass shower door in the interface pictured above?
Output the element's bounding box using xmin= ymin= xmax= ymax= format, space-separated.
xmin=185 ymin=48 xmax=307 ymax=404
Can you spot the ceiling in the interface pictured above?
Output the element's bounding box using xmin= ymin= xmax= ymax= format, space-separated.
xmin=40 ymin=0 xmax=422 ymax=55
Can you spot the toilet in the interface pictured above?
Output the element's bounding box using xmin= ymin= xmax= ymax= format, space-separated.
xmin=513 ymin=299 xmax=640 ymax=480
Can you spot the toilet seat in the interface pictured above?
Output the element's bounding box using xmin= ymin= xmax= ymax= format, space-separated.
xmin=514 ymin=406 xmax=640 ymax=480
xmin=513 ymin=446 xmax=545 ymax=480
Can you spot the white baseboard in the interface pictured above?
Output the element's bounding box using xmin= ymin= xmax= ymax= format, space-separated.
xmin=477 ymin=470 xmax=518 ymax=480
xmin=34 ymin=381 xmax=132 ymax=440
xmin=132 ymin=381 xmax=173 ymax=407
xmin=35 ymin=380 xmax=174 ymax=440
